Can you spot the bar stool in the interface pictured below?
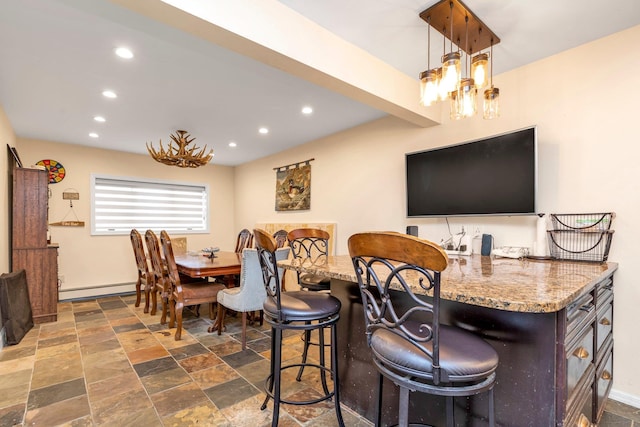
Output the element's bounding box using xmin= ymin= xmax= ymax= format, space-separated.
xmin=253 ymin=228 xmax=344 ymax=427
xmin=287 ymin=228 xmax=331 ymax=380
xmin=348 ymin=231 xmax=498 ymax=427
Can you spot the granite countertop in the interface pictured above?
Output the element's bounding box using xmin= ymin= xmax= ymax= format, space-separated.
xmin=279 ymin=254 xmax=618 ymax=313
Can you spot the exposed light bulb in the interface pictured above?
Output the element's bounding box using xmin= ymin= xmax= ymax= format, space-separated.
xmin=471 ymin=53 xmax=489 ymax=89
xmin=419 ymin=70 xmax=438 ymax=106
xmin=115 ymin=47 xmax=134 ymax=59
xmin=441 ymin=52 xmax=461 ymax=93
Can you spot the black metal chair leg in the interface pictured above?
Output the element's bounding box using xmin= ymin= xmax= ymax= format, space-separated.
xmin=398 ymin=386 xmax=410 ymax=427
xmin=318 ymin=323 xmax=330 ymax=397
xmin=489 ymin=387 xmax=495 ymax=427
xmin=261 ymin=326 xmax=277 ymax=411
xmin=271 ymin=327 xmax=283 ymax=427
xmin=296 ymin=327 xmax=312 ymax=381
xmin=331 ymin=323 xmax=345 ymax=427
xmin=375 ymin=372 xmax=383 ymax=427
xmin=446 ymin=396 xmax=454 ymax=427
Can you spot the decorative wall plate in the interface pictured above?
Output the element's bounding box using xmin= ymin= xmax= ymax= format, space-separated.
xmin=36 ymin=159 xmax=65 ymax=184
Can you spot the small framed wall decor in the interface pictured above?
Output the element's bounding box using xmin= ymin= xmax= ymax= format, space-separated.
xmin=274 ymin=159 xmax=313 ymax=211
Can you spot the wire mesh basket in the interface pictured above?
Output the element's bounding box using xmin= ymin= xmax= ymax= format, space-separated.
xmin=549 ymin=212 xmax=615 ymax=231
xmin=547 ymin=230 xmax=614 ymax=262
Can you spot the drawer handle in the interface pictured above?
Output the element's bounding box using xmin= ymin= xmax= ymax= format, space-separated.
xmin=579 ymin=303 xmax=595 ymax=312
xmin=573 ymin=347 xmax=590 ymax=360
xmin=577 ymin=413 xmax=591 ymax=427
xmin=601 ymin=370 xmax=612 ymax=380
xmin=599 ymin=317 xmax=611 ymax=326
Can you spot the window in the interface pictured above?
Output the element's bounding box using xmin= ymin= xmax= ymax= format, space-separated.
xmin=91 ymin=175 xmax=209 ymax=235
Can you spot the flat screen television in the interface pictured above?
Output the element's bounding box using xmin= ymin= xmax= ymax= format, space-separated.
xmin=406 ymin=126 xmax=537 ymax=217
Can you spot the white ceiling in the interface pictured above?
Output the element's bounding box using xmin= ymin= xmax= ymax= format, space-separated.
xmin=1 ymin=0 xmax=639 ymax=166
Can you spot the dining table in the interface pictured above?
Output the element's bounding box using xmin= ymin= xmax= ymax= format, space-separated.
xmin=174 ymin=251 xmax=242 ymax=281
xmin=173 ymin=251 xmax=243 ymax=333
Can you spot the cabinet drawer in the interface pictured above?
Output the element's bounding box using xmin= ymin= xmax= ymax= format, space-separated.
xmin=596 ymin=276 xmax=613 ymax=302
xmin=564 ymin=365 xmax=595 ymax=427
xmin=595 ymin=342 xmax=614 ymax=422
xmin=596 ymin=300 xmax=613 ymax=356
xmin=566 ymin=293 xmax=595 ymax=343
xmin=567 ymin=325 xmax=594 ymax=399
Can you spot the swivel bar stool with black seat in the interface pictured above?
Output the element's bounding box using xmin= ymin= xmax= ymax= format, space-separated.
xmin=348 ymin=232 xmax=498 ymax=427
xmin=287 ymin=228 xmax=331 ymax=381
xmin=253 ymin=228 xmax=344 ymax=427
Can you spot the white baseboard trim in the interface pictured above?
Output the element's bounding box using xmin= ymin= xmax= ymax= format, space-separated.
xmin=609 ymin=388 xmax=640 ymax=409
xmin=59 ymin=282 xmax=136 ymax=301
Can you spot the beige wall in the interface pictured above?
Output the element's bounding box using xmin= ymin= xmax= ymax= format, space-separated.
xmin=16 ymin=138 xmax=235 ymax=299
xmin=0 ymin=106 xmax=16 ymax=274
xmin=235 ymin=26 xmax=640 ymax=402
xmin=3 ymin=22 xmax=639 ymax=404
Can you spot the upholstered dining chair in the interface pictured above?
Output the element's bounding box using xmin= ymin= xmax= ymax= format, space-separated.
xmin=348 ymin=232 xmax=498 ymax=427
xmin=234 ymin=228 xmax=253 ymax=253
xmin=129 ymin=229 xmax=153 ymax=313
xmin=217 ymin=247 xmax=290 ymax=350
xmin=160 ymin=230 xmax=226 ymax=340
xmin=144 ymin=230 xmax=169 ymax=322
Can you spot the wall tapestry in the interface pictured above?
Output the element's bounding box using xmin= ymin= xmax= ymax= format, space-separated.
xmin=274 ymin=159 xmax=313 ymax=211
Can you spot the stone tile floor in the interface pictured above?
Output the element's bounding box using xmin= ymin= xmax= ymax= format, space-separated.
xmin=0 ymin=294 xmax=637 ymax=426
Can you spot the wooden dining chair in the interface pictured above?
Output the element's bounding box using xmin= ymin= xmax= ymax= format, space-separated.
xmin=129 ymin=229 xmax=153 ymax=313
xmin=234 ymin=228 xmax=253 ymax=253
xmin=160 ymin=230 xmax=226 ymax=340
xmin=144 ymin=230 xmax=170 ymax=323
xmin=272 ymin=229 xmax=288 ymax=249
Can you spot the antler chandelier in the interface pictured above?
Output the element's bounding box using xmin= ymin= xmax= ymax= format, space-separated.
xmin=147 ymin=130 xmax=213 ymax=168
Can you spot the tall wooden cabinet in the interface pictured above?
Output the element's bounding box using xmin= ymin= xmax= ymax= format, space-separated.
xmin=11 ymin=168 xmax=58 ymax=323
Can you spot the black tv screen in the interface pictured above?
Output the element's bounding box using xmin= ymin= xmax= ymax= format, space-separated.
xmin=406 ymin=127 xmax=537 ymax=217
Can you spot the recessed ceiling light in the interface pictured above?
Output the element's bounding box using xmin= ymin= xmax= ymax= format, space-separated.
xmin=115 ymin=47 xmax=134 ymax=59
xmin=302 ymin=106 xmax=313 ymax=115
xmin=89 ymin=133 xmax=99 ymax=138
xmin=259 ymin=127 xmax=269 ymax=134
xmin=102 ymin=90 xmax=117 ymax=99
xmin=228 ymin=142 xmax=237 ymax=148
xmin=93 ymin=116 xmax=106 ymax=122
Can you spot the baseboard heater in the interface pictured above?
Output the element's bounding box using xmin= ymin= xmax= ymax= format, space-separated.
xmin=58 ymin=282 xmax=136 ymax=301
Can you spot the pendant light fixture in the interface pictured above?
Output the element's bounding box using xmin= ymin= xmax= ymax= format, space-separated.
xmin=419 ymin=17 xmax=438 ymax=106
xmin=471 ymin=53 xmax=489 ymax=89
xmin=440 ymin=1 xmax=460 ymax=94
xmin=483 ymin=39 xmax=500 ymax=119
xmin=452 ymin=15 xmax=476 ymax=119
xmin=418 ymin=0 xmax=501 ymax=120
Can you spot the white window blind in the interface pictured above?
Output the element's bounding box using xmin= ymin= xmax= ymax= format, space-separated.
xmin=91 ymin=175 xmax=209 ymax=235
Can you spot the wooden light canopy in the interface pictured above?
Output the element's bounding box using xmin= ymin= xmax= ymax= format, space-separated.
xmin=419 ymin=0 xmax=499 ymax=56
